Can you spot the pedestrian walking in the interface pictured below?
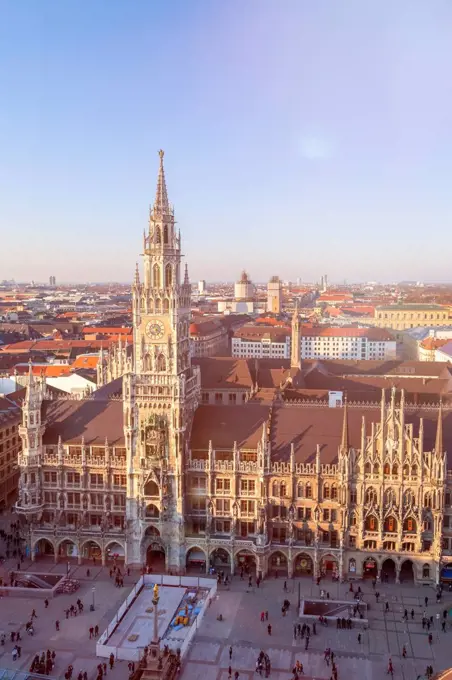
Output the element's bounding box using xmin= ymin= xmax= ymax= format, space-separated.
xmin=109 ymin=653 xmax=114 ymax=670
xmin=267 ymin=624 xmax=272 ymax=636
xmin=428 ymin=633 xmax=433 ymax=645
xmin=55 ymin=620 xmax=60 ymax=632
xmin=44 ymin=599 xmax=49 ymax=608
xmin=402 ymin=645 xmax=407 ymax=658
xmin=283 ymin=581 xmax=287 ymax=592
xmin=265 ymin=611 xmax=269 ymax=621
xmin=261 ymin=611 xmax=265 ymax=622
xmin=357 ymin=633 xmax=361 ymax=644
xmin=425 ymin=596 xmax=429 ymax=607
xmin=442 ymin=621 xmax=446 ymax=632
xmin=385 ymin=601 xmax=389 ymax=612
xmin=95 ymin=625 xmax=99 ymax=637
xmin=89 ymin=627 xmax=94 ymax=639
xmin=229 ymin=646 xmax=233 ymax=660
xmin=411 ymin=609 xmax=414 ymax=620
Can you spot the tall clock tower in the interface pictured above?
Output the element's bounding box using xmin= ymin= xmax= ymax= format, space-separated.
xmin=124 ymin=150 xmax=201 ymax=570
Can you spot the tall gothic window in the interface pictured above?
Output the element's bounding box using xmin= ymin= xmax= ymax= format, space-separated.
xmin=163 ymin=298 xmax=169 ymax=313
xmin=163 ymin=225 xmax=168 ymax=244
xmin=153 ymin=264 xmax=160 ymax=288
xmin=143 ymin=354 xmax=151 ymax=372
xmin=157 ymin=354 xmax=166 ymax=372
xmin=156 ymin=227 xmax=161 ymax=244
xmin=165 ymin=264 xmax=172 ymax=287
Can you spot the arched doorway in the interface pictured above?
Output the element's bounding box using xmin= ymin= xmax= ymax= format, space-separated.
xmin=146 ymin=542 xmax=166 ymax=572
xmin=57 ymin=539 xmax=78 ymax=562
xmin=34 ymin=538 xmax=55 ymax=560
xmin=293 ymin=553 xmax=313 ymax=577
xmin=400 ymin=560 xmax=414 ymax=583
xmin=381 ymin=558 xmax=396 ymax=583
xmin=236 ymin=550 xmax=256 ymax=576
xmin=105 ymin=542 xmax=125 ymax=563
xmin=81 ymin=540 xmax=102 ymax=562
xmin=269 ymin=551 xmax=288 ymax=577
xmin=186 ymin=547 xmax=206 ymax=573
xmin=362 ymin=557 xmax=378 ymax=578
xmin=210 ymin=548 xmax=231 ymax=574
xmin=320 ymin=554 xmax=339 ymax=579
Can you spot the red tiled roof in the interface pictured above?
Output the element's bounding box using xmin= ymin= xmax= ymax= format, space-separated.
xmin=42 ymin=399 xmax=124 ymax=445
xmin=193 ymin=357 xmax=254 ymax=389
xmin=71 ymin=354 xmax=100 ymax=369
xmin=191 ymin=404 xmax=270 ymax=451
xmin=82 ymin=327 xmax=131 ymax=335
xmin=420 ymin=337 xmax=450 ymax=350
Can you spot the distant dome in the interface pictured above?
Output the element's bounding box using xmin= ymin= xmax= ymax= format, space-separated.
xmin=240 ymin=270 xmax=250 ymax=283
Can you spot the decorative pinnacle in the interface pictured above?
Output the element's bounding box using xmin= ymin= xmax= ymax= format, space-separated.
xmin=153 ymin=149 xmax=169 ymax=215
xmin=184 ymin=263 xmax=190 ymax=285
xmin=134 ymin=262 xmax=140 ymax=286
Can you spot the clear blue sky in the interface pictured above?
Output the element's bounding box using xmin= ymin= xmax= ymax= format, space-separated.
xmin=1 ymin=1 xmax=451 ymax=284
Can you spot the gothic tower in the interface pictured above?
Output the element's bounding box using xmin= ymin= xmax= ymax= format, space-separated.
xmin=291 ymin=304 xmax=301 ymax=369
xmin=124 ymin=150 xmax=201 ymax=570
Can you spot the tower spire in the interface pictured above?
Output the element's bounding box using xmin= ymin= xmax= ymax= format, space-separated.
xmin=290 ymin=302 xmax=301 ymax=370
xmin=153 ymin=149 xmax=170 ymax=215
xmin=184 ymin=263 xmax=190 ymax=286
xmin=341 ymin=396 xmax=349 ymax=452
xmin=435 ymin=400 xmax=443 ymax=455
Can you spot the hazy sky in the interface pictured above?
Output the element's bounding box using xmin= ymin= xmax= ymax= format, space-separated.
xmin=1 ymin=1 xmax=452 ymax=283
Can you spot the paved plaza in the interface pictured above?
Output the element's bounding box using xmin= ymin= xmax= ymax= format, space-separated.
xmin=2 ymin=525 xmax=452 ymax=680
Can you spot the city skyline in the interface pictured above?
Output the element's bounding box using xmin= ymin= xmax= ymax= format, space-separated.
xmin=2 ymin=1 xmax=452 ymax=282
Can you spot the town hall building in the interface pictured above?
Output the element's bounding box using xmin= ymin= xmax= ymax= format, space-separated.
xmin=15 ymin=152 xmax=452 ymax=585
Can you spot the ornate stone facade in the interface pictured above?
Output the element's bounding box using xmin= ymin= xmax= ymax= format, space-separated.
xmin=13 ymin=151 xmax=452 ymax=584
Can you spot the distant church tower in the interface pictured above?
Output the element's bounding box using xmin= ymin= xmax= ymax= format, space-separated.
xmin=291 ymin=305 xmax=301 ymax=369
xmin=123 ymin=151 xmax=201 ymax=570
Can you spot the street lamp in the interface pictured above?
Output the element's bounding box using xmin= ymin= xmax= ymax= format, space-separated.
xmin=90 ymin=586 xmax=96 ymax=611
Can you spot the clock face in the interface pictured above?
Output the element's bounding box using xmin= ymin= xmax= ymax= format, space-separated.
xmin=146 ymin=320 xmax=165 ymax=340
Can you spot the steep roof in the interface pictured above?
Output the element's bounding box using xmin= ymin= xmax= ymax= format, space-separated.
xmin=190 ymin=404 xmax=270 ymax=451
xmin=42 ymin=399 xmax=124 ymax=445
xmin=193 ymin=357 xmax=254 ymax=389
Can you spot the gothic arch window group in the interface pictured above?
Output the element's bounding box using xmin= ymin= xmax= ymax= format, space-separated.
xmin=365 ymin=487 xmax=377 ymax=505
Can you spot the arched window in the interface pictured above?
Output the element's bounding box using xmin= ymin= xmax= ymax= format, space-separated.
xmin=331 ymin=484 xmax=338 ymax=500
xmin=412 ymin=465 xmax=418 ymax=478
xmin=364 ymin=462 xmax=371 ymax=474
xmin=403 ymin=464 xmax=409 ymax=477
xmin=323 ymin=483 xmax=330 ymax=500
xmin=153 ymin=264 xmax=160 ymax=288
xmin=143 ymin=354 xmax=151 ymax=372
xmin=373 ymin=463 xmax=380 ymax=475
xmin=155 ymin=227 xmax=161 ymax=244
xmin=403 ymin=489 xmax=413 ymax=507
xmin=163 ymin=225 xmax=168 ymax=244
xmin=424 ymin=492 xmax=432 ymax=509
xmin=446 ymin=492 xmax=451 ymax=507
xmin=403 ymin=517 xmax=416 ymax=533
xmin=365 ymin=515 xmax=378 ymax=531
xmin=280 ymin=482 xmax=286 ymax=497
xmin=383 ymin=463 xmax=390 ymax=475
xmin=392 ymin=464 xmax=398 ymax=476
xmin=384 ymin=516 xmax=397 ymax=532
xmin=157 ymin=354 xmax=166 ymax=372
xmin=163 ymin=298 xmax=169 ymax=313
xmin=272 ymin=482 xmax=278 ymax=497
xmin=155 ymin=298 xmax=162 ymax=314
xmin=365 ymin=487 xmax=376 ymax=505
xmin=165 ymin=263 xmax=172 ymax=287
xmin=350 ymin=512 xmax=356 ymax=526
xmin=384 ymin=488 xmax=395 ymax=507
xmin=422 ymin=564 xmax=430 ymax=578
xmin=297 ymin=483 xmax=303 ymax=498
xmin=348 ymin=558 xmax=356 ymax=573
xmin=305 ymin=482 xmax=312 ymax=499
